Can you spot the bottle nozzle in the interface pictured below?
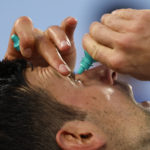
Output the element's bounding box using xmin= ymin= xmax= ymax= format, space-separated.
xmin=11 ymin=34 xmax=20 ymax=51
xmin=77 ymin=51 xmax=96 ymax=74
xmin=78 ymin=66 xmax=85 ymax=74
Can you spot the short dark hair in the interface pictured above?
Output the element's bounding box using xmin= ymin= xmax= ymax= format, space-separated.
xmin=0 ymin=59 xmax=86 ymax=150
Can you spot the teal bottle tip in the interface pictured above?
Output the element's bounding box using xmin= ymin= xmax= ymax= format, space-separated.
xmin=11 ymin=34 xmax=20 ymax=51
xmin=77 ymin=51 xmax=96 ymax=74
xmin=77 ymin=66 xmax=85 ymax=74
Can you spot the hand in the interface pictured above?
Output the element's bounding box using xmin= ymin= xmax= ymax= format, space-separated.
xmin=82 ymin=9 xmax=150 ymax=80
xmin=5 ymin=16 xmax=77 ymax=75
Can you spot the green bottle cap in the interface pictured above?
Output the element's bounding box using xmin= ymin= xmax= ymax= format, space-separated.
xmin=77 ymin=51 xmax=96 ymax=74
xmin=11 ymin=34 xmax=20 ymax=51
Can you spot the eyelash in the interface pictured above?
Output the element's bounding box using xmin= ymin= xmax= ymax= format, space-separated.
xmin=68 ymin=73 xmax=83 ymax=85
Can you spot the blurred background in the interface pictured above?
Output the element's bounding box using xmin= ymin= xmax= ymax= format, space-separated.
xmin=0 ymin=0 xmax=150 ymax=102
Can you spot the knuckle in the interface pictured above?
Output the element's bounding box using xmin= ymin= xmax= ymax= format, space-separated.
xmin=112 ymin=9 xmax=121 ymax=14
xmin=131 ymin=21 xmax=144 ymax=32
xmin=90 ymin=42 xmax=100 ymax=60
xmin=5 ymin=55 xmax=15 ymax=60
xmin=46 ymin=26 xmax=60 ymax=38
xmin=101 ymin=14 xmax=110 ymax=23
xmin=112 ymin=9 xmax=127 ymax=14
xmin=47 ymin=25 xmax=59 ymax=32
xmin=89 ymin=22 xmax=99 ymax=35
xmin=109 ymin=56 xmax=125 ymax=71
xmin=33 ymin=28 xmax=43 ymax=37
xmin=114 ymin=37 xmax=126 ymax=48
xmin=139 ymin=12 xmax=149 ymax=20
xmin=91 ymin=48 xmax=99 ymax=60
xmin=114 ymin=35 xmax=132 ymax=48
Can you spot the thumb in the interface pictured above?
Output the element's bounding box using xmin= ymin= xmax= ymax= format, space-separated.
xmin=82 ymin=34 xmax=114 ymax=67
xmin=5 ymin=16 xmax=35 ymax=60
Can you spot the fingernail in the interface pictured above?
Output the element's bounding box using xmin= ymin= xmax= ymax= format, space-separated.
xmin=23 ymin=48 xmax=32 ymax=58
xmin=59 ymin=64 xmax=71 ymax=74
xmin=112 ymin=10 xmax=118 ymax=14
xmin=68 ymin=17 xmax=78 ymax=26
xmin=60 ymin=40 xmax=71 ymax=50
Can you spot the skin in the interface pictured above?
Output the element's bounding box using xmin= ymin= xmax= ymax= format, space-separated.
xmin=24 ymin=62 xmax=150 ymax=150
xmin=5 ymin=16 xmax=77 ymax=75
xmin=4 ymin=10 xmax=150 ymax=149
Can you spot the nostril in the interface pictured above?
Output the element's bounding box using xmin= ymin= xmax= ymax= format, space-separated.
xmin=99 ymin=69 xmax=117 ymax=85
xmin=111 ymin=71 xmax=117 ymax=81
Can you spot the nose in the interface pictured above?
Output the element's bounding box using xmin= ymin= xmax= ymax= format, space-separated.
xmin=76 ymin=65 xmax=117 ymax=85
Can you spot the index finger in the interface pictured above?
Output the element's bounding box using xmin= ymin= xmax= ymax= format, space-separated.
xmin=61 ymin=17 xmax=77 ymax=41
xmin=35 ymin=34 xmax=71 ymax=76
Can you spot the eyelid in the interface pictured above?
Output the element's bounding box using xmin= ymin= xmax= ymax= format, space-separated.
xmin=70 ymin=72 xmax=75 ymax=80
xmin=69 ymin=72 xmax=83 ymax=85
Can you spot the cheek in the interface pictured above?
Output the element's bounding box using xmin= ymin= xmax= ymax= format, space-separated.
xmin=88 ymin=88 xmax=136 ymax=123
xmin=82 ymin=86 xmax=118 ymax=110
xmin=82 ymin=87 xmax=146 ymax=147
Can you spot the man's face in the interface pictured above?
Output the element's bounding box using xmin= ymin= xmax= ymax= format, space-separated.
xmin=25 ymin=65 xmax=149 ymax=150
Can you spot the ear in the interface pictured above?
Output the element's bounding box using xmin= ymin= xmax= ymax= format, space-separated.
xmin=56 ymin=121 xmax=106 ymax=150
